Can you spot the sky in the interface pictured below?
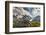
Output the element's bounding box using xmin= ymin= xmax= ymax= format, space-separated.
xmin=13 ymin=7 xmax=40 ymax=21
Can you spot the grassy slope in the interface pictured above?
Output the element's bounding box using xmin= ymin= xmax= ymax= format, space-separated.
xmin=13 ymin=20 xmax=40 ymax=28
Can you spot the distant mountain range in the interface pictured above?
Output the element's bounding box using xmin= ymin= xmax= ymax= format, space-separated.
xmin=33 ymin=16 xmax=40 ymax=22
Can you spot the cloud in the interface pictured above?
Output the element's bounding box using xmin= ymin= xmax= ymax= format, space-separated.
xmin=13 ymin=7 xmax=40 ymax=21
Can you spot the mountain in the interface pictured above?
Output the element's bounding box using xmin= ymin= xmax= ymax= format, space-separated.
xmin=13 ymin=7 xmax=40 ymax=27
xmin=33 ymin=16 xmax=40 ymax=22
xmin=22 ymin=15 xmax=32 ymax=21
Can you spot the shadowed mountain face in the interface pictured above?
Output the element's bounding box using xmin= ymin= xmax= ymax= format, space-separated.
xmin=22 ymin=15 xmax=32 ymax=21
xmin=13 ymin=7 xmax=40 ymax=27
